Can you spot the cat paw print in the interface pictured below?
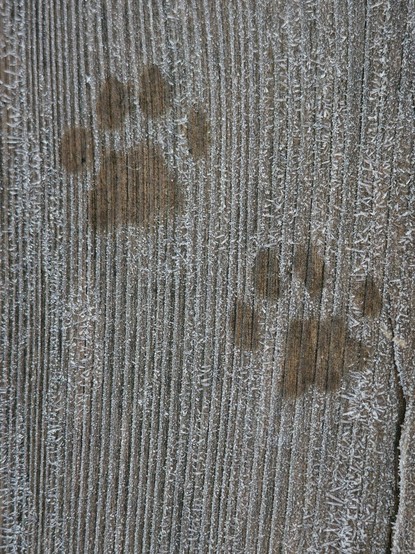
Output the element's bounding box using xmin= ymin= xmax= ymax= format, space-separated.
xmin=60 ymin=65 xmax=210 ymax=231
xmin=231 ymin=243 xmax=383 ymax=398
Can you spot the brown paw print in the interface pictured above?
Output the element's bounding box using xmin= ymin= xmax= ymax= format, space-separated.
xmin=230 ymin=243 xmax=382 ymax=399
xmin=60 ymin=65 xmax=210 ymax=231
xmin=230 ymin=299 xmax=260 ymax=352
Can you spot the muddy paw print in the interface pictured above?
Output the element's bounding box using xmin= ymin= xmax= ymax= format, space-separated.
xmin=60 ymin=66 xmax=210 ymax=231
xmin=231 ymin=243 xmax=383 ymax=399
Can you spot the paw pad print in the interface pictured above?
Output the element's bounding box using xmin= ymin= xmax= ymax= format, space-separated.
xmin=230 ymin=299 xmax=260 ymax=352
xmin=60 ymin=65 xmax=210 ymax=231
xmin=89 ymin=144 xmax=180 ymax=230
xmin=231 ymin=243 xmax=382 ymax=399
xmin=95 ymin=76 xmax=132 ymax=129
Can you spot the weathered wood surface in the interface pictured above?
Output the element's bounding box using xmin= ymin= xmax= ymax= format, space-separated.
xmin=1 ymin=0 xmax=414 ymax=552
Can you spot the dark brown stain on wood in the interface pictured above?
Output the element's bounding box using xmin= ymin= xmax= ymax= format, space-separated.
xmin=186 ymin=107 xmax=210 ymax=158
xmin=96 ymin=77 xmax=130 ymax=129
xmin=293 ymin=243 xmax=325 ymax=298
xmin=317 ymin=317 xmax=347 ymax=393
xmin=230 ymin=299 xmax=259 ymax=351
xmin=139 ymin=65 xmax=172 ymax=119
xmin=60 ymin=126 xmax=93 ymax=173
xmin=88 ymin=143 xmax=180 ymax=231
xmin=355 ymin=275 xmax=383 ymax=318
xmin=283 ymin=316 xmax=366 ymax=398
xmin=253 ymin=246 xmax=280 ymax=299
xmin=284 ymin=318 xmax=310 ymax=397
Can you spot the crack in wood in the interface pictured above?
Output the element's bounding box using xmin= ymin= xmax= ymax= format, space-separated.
xmin=386 ymin=308 xmax=407 ymax=553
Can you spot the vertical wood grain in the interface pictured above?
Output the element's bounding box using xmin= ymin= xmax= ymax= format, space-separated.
xmin=1 ymin=0 xmax=414 ymax=552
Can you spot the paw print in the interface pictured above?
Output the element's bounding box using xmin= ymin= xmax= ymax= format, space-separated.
xmin=231 ymin=243 xmax=383 ymax=399
xmin=60 ymin=65 xmax=210 ymax=231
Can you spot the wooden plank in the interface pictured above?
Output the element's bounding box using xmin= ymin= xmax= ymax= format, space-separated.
xmin=1 ymin=0 xmax=414 ymax=552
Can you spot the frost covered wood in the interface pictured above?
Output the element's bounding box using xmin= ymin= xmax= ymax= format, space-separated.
xmin=1 ymin=0 xmax=414 ymax=552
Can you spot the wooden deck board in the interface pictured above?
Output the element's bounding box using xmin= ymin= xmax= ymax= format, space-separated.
xmin=1 ymin=1 xmax=414 ymax=552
